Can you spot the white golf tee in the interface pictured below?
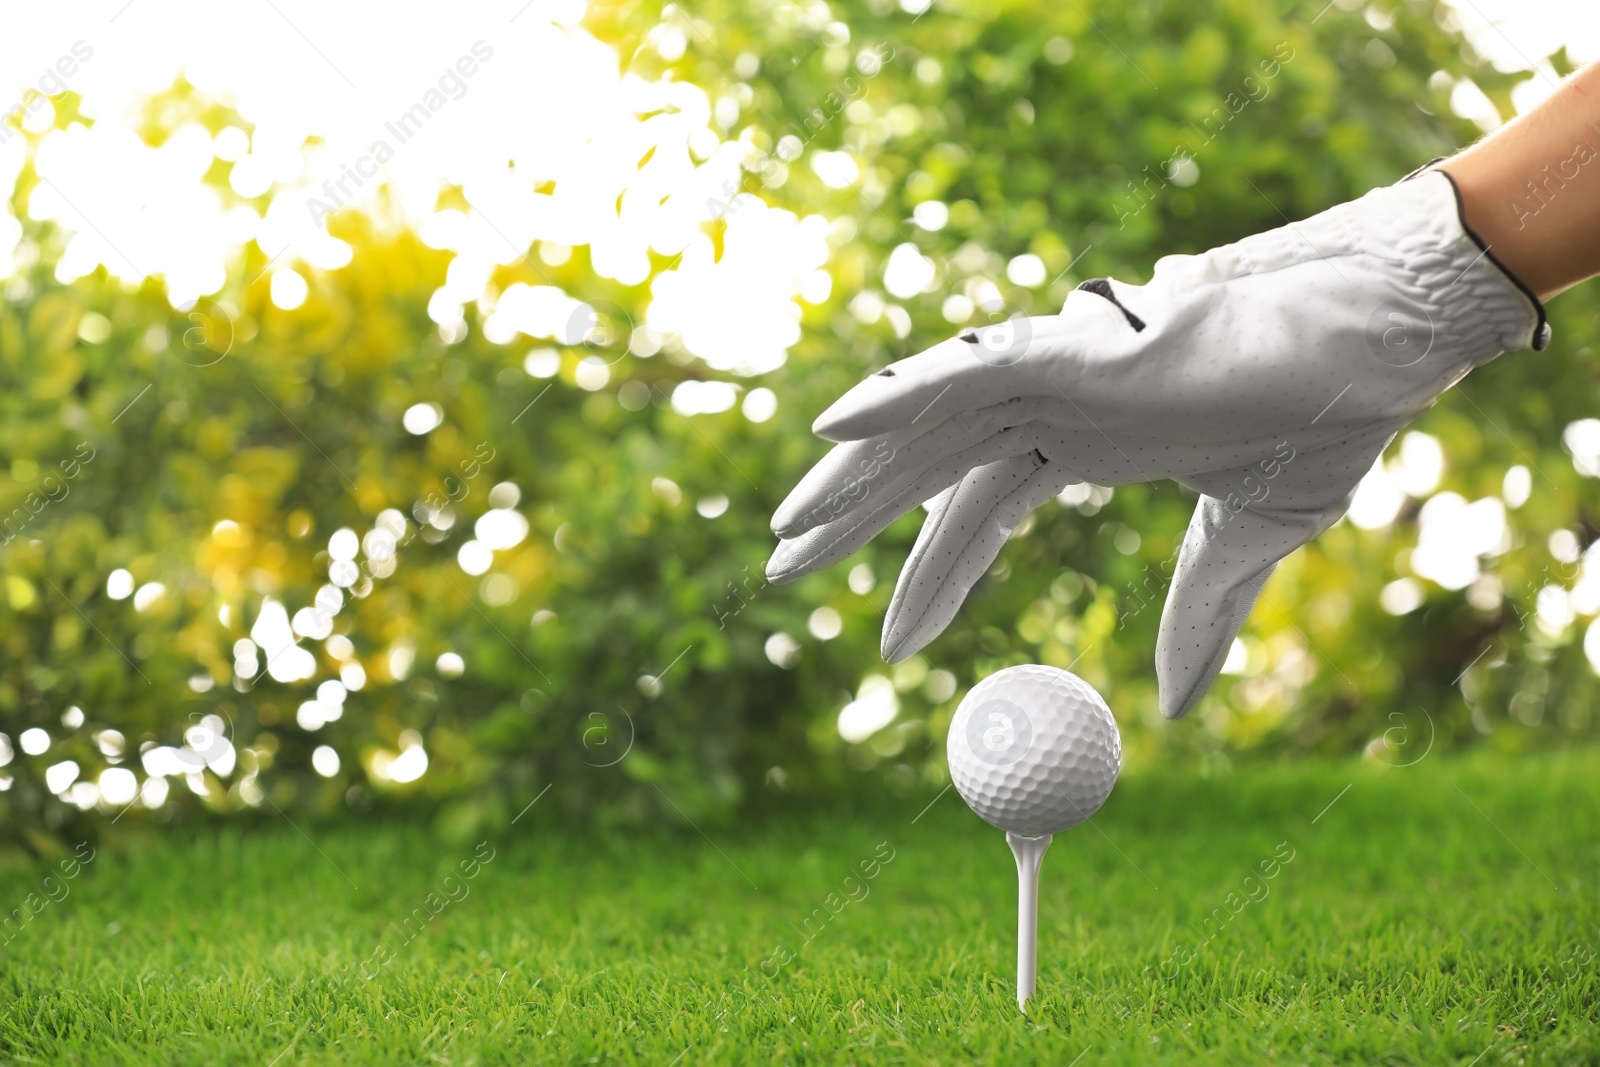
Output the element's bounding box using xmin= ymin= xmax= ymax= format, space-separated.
xmin=1006 ymin=831 xmax=1053 ymax=1010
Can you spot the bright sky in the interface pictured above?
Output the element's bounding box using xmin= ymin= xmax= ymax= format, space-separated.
xmin=0 ymin=0 xmax=829 ymax=376
xmin=1447 ymin=0 xmax=1599 ymax=69
xmin=1444 ymin=0 xmax=1599 ymax=112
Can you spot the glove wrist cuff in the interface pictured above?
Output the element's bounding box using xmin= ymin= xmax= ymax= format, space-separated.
xmin=1401 ymin=165 xmax=1550 ymax=353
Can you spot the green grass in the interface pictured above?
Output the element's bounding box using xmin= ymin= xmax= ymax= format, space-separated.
xmin=2 ymin=751 xmax=1598 ymax=1066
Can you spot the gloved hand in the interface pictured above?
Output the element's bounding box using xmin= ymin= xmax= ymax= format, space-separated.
xmin=765 ymin=168 xmax=1547 ymax=719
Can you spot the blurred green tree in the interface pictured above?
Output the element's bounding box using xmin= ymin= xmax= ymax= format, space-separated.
xmin=0 ymin=0 xmax=1595 ymax=852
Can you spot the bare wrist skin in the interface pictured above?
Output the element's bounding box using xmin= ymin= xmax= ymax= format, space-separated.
xmin=1438 ymin=62 xmax=1600 ymax=302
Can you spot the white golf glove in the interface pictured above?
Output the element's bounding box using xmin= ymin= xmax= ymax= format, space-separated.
xmin=766 ymin=168 xmax=1546 ymax=719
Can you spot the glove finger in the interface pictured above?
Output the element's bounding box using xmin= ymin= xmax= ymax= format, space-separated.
xmin=812 ymin=290 xmax=1134 ymax=443
xmin=765 ymin=422 xmax=1047 ymax=584
xmin=771 ymin=397 xmax=1064 ymax=539
xmin=770 ymin=426 xmax=926 ymax=539
xmin=882 ymin=452 xmax=1073 ymax=663
xmin=1155 ymin=495 xmax=1343 ymax=720
xmin=919 ymin=483 xmax=959 ymax=518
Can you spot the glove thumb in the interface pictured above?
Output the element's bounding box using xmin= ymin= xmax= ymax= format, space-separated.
xmin=1156 ymin=495 xmax=1343 ymax=719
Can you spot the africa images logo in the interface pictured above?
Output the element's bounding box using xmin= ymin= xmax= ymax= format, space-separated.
xmin=964 ymin=698 xmax=1033 ymax=766
xmin=961 ymin=314 xmax=1033 ymax=368
xmin=1365 ymin=300 xmax=1434 ymax=367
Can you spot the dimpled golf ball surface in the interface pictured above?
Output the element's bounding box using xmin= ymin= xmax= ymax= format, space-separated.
xmin=947 ymin=665 xmax=1121 ymax=837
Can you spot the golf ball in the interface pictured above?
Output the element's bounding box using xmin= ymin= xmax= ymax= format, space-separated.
xmin=947 ymin=665 xmax=1121 ymax=837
